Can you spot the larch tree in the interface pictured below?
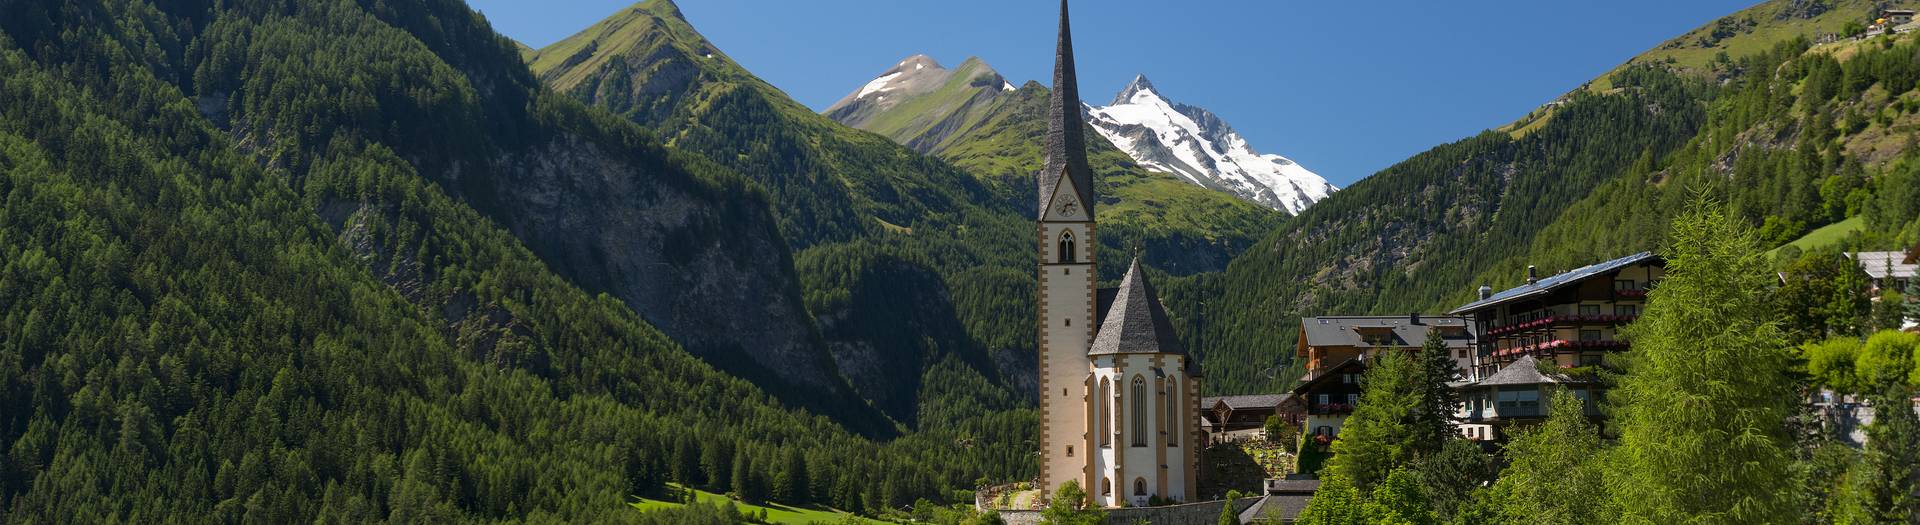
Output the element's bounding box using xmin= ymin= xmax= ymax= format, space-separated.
xmin=1326 ymin=349 xmax=1424 ymax=490
xmin=1607 ymin=196 xmax=1799 ymax=524
xmin=1492 ymin=389 xmax=1609 ymax=525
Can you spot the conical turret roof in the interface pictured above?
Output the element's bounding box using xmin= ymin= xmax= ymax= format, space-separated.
xmin=1090 ymin=258 xmax=1184 ymax=356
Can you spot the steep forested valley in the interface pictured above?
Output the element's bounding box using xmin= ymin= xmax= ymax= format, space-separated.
xmin=2 ymin=0 xmax=1920 ymax=522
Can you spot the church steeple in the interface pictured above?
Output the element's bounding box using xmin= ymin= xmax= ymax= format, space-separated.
xmin=1039 ymin=0 xmax=1095 ymax=220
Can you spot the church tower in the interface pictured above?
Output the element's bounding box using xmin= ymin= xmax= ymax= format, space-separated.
xmin=1036 ymin=0 xmax=1098 ymax=501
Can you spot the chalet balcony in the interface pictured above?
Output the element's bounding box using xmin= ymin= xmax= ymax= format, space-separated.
xmin=1613 ymin=288 xmax=1649 ymax=299
xmin=1308 ymin=403 xmax=1354 ymax=416
xmin=1486 ymin=314 xmax=1640 ymax=336
xmin=1491 ymin=338 xmax=1630 ymax=358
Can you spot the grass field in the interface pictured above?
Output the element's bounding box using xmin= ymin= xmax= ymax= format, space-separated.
xmin=630 ymin=484 xmax=883 ymax=524
xmin=1770 ymin=216 xmax=1866 ymax=257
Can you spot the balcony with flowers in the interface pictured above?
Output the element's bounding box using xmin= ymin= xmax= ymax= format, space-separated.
xmin=1487 ymin=313 xmax=1641 ymax=336
xmin=1308 ymin=402 xmax=1354 ymax=415
xmin=1491 ymin=338 xmax=1630 ymax=358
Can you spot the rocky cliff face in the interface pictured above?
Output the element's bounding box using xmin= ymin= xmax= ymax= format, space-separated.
xmin=465 ymin=135 xmax=845 ymax=395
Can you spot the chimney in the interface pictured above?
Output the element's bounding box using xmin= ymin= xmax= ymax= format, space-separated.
xmin=1410 ymin=312 xmax=1422 ymax=325
xmin=1478 ymin=283 xmax=1494 ymax=300
xmin=1526 ymin=265 xmax=1539 ymax=285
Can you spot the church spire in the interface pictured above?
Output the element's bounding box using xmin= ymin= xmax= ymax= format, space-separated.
xmin=1039 ymin=0 xmax=1095 ymax=219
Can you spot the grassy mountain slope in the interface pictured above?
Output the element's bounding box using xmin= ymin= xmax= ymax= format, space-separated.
xmin=0 ymin=0 xmax=1019 ymax=520
xmin=1507 ymin=0 xmax=1905 ymax=135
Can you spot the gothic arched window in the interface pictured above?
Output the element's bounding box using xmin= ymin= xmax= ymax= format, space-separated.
xmin=1058 ymin=230 xmax=1077 ymax=264
xmin=1166 ymin=378 xmax=1179 ymax=447
xmin=1131 ymin=376 xmax=1147 ymax=447
xmin=1098 ymin=378 xmax=1111 ymax=448
xmin=1102 ymin=477 xmax=1112 ymax=496
xmin=1134 ymin=478 xmax=1147 ymax=497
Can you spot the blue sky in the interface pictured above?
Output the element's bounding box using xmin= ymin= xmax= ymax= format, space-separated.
xmin=470 ymin=0 xmax=1757 ymax=187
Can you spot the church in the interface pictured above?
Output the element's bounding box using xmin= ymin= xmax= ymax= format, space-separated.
xmin=1034 ymin=0 xmax=1202 ymax=507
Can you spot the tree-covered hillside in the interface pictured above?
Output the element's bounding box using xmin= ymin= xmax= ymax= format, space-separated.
xmin=0 ymin=0 xmax=1027 ymax=520
xmin=1186 ymin=2 xmax=1920 ymax=395
xmin=1175 ymin=65 xmax=1713 ymax=394
xmin=527 ymin=0 xmax=1046 ymax=426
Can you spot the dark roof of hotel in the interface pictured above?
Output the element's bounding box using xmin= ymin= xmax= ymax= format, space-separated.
xmin=1298 ymin=316 xmax=1476 ymax=349
xmin=1449 ymin=252 xmax=1659 ymax=315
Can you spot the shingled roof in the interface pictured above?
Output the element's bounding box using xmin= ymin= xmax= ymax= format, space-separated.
xmin=1037 ymin=0 xmax=1096 ymax=219
xmin=1473 ymin=355 xmax=1578 ymax=387
xmin=1089 ymin=259 xmax=1184 ymax=357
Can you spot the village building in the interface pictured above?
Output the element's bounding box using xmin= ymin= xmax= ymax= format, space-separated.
xmin=1451 ymin=252 xmax=1664 ymax=381
xmin=1031 ymin=0 xmax=1201 ymax=508
xmin=1448 ymin=252 xmax=1664 ymax=441
xmin=1291 ymin=316 xmax=1476 ymax=440
xmin=1201 ymin=394 xmax=1297 ymax=443
xmin=1453 ymin=355 xmax=1600 ymax=441
xmin=1846 ymin=251 xmax=1916 ymax=295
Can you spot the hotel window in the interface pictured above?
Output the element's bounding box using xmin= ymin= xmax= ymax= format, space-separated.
xmin=1346 ymin=393 xmax=1359 ymax=405
xmin=1579 ymin=304 xmax=1601 ymax=316
xmin=1615 ymin=279 xmax=1637 ymax=291
xmin=1318 ymin=394 xmax=1330 ymax=405
xmin=1615 ymin=305 xmax=1638 ymax=317
xmin=1580 ymin=330 xmax=1602 ymax=342
xmin=1580 ymin=354 xmax=1602 ymax=366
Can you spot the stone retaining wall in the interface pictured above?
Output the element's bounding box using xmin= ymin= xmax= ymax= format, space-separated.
xmin=995 ymin=497 xmax=1259 ymax=525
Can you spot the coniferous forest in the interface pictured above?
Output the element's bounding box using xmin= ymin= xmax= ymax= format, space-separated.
xmin=2 ymin=0 xmax=1920 ymax=523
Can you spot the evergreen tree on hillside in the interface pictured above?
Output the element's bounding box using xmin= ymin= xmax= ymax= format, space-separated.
xmin=1906 ymin=277 xmax=1920 ymax=324
xmin=775 ymin=447 xmax=808 ymax=504
xmin=1776 ymin=249 xmax=1870 ymax=344
xmin=1824 ymin=331 xmax=1920 ymax=523
xmin=1326 ymin=350 xmax=1424 ymax=489
xmin=1414 ymin=331 xmax=1463 ymax=452
xmin=1491 ymin=389 xmax=1609 ymax=525
xmin=1830 ymin=384 xmax=1920 ymax=524
xmin=1608 ymin=196 xmax=1798 ymax=524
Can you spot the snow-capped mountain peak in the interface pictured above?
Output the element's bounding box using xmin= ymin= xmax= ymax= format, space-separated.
xmin=1088 ymin=74 xmax=1335 ymax=215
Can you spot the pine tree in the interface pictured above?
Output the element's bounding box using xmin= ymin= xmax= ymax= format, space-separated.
xmin=1829 ymin=383 xmax=1920 ymax=524
xmin=671 ymin=436 xmax=699 ymax=486
xmin=1414 ymin=330 xmax=1463 ymax=453
xmin=1608 ymin=196 xmax=1799 ymax=524
xmin=730 ymin=452 xmax=756 ymax=503
xmin=1905 ymin=276 xmax=1919 ymax=326
xmin=703 ymin=440 xmax=733 ymax=492
xmin=1326 ymin=349 xmax=1423 ymax=489
xmin=774 ymin=447 xmax=806 ymax=504
xmin=1492 ymin=389 xmax=1608 ymax=525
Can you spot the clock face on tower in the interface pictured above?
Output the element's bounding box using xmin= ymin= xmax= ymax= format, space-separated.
xmin=1056 ymin=196 xmax=1080 ymax=217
